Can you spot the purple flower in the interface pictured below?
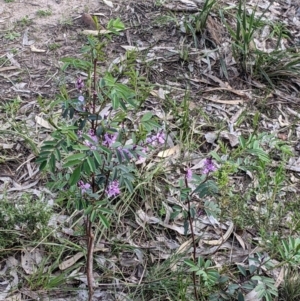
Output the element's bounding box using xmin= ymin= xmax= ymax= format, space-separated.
xmin=146 ymin=131 xmax=165 ymax=146
xmin=106 ymin=180 xmax=120 ymax=198
xmin=78 ymin=180 xmax=91 ymax=194
xmin=78 ymin=95 xmax=85 ymax=102
xmin=155 ymin=131 xmax=165 ymax=144
xmin=103 ymin=133 xmax=118 ymax=147
xmin=197 ymin=209 xmax=204 ymax=216
xmin=88 ymin=129 xmax=98 ymax=143
xmin=186 ymin=168 xmax=193 ymax=180
xmin=203 ymin=158 xmax=216 ymax=174
xmin=75 ymin=77 xmax=84 ymax=91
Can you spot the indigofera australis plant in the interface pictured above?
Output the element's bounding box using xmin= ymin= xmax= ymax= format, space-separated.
xmin=36 ymin=30 xmax=223 ymax=299
xmin=36 ymin=35 xmax=167 ymax=299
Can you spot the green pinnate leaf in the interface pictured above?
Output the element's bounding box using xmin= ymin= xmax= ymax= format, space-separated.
xmin=194 ymin=180 xmax=218 ymax=197
xmin=63 ymin=160 xmax=83 ymax=168
xmin=49 ymin=153 xmax=56 ymax=172
xmin=98 ymin=213 xmax=109 ymax=228
xmin=93 ymin=151 xmax=102 ymax=166
xmin=86 ymin=157 xmax=96 ymax=172
xmin=141 ymin=112 xmax=153 ymax=122
xmin=65 ymin=153 xmax=86 ymax=162
xmin=69 ymin=165 xmax=81 ymax=186
xmin=237 ymin=265 xmax=247 ymax=277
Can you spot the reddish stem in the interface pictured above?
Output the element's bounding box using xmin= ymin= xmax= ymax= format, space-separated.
xmin=185 ymin=177 xmax=199 ymax=300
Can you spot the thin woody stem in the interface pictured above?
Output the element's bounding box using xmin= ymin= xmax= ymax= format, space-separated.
xmin=86 ymin=57 xmax=98 ymax=301
xmin=86 ymin=219 xmax=95 ymax=301
xmin=185 ymin=177 xmax=198 ymax=300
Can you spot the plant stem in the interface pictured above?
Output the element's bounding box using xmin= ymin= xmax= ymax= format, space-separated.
xmin=86 ymin=57 xmax=98 ymax=301
xmin=185 ymin=177 xmax=199 ymax=300
xmin=86 ymin=218 xmax=94 ymax=301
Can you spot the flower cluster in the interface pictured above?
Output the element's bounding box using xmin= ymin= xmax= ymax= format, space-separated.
xmin=76 ymin=77 xmax=85 ymax=103
xmin=76 ymin=77 xmax=84 ymax=91
xmin=77 ymin=130 xmax=83 ymax=137
xmin=134 ymin=131 xmax=165 ymax=163
xmin=186 ymin=158 xmax=216 ymax=181
xmin=76 ymin=129 xmax=167 ymax=197
xmin=78 ymin=180 xmax=91 ymax=194
xmin=146 ymin=131 xmax=165 ymax=146
xmin=106 ymin=180 xmax=120 ymax=198
xmin=186 ymin=168 xmax=193 ymax=180
xmin=103 ymin=133 xmax=118 ymax=147
xmin=203 ymin=157 xmax=216 ymax=174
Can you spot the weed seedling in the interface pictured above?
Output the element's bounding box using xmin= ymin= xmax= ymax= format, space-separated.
xmin=36 ymin=9 xmax=52 ymax=17
xmin=4 ymin=31 xmax=21 ymax=40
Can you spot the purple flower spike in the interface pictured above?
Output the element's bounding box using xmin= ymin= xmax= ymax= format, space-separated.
xmin=76 ymin=77 xmax=84 ymax=91
xmin=88 ymin=129 xmax=99 ymax=143
xmin=156 ymin=131 xmax=165 ymax=144
xmin=78 ymin=180 xmax=91 ymax=194
xmin=203 ymin=157 xmax=216 ymax=174
xmin=146 ymin=131 xmax=165 ymax=146
xmin=103 ymin=133 xmax=118 ymax=147
xmin=186 ymin=168 xmax=193 ymax=180
xmin=106 ymin=180 xmax=120 ymax=198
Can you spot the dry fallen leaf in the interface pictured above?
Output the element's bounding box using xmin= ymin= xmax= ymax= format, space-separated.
xmin=21 ymin=248 xmax=43 ymax=275
xmin=30 ymin=45 xmax=46 ymax=53
xmin=6 ymin=53 xmax=21 ymax=68
xmin=121 ymin=45 xmax=149 ymax=51
xmin=8 ymin=180 xmax=39 ymax=192
xmin=35 ymin=116 xmax=54 ymax=130
xmin=82 ymin=29 xmax=113 ymax=35
xmin=233 ymin=232 xmax=246 ymax=250
xmin=102 ymin=0 xmax=114 ymax=8
xmin=59 ymin=247 xmax=109 ymax=270
xmin=22 ymin=28 xmax=34 ymax=46
xmin=0 ymin=66 xmax=18 ymax=72
xmin=59 ymin=252 xmax=84 ymax=270
xmin=220 ymin=131 xmax=240 ymax=147
xmin=136 ymin=209 xmax=205 ymax=236
xmin=156 ymin=145 xmax=180 ymax=158
xmin=202 ymin=222 xmax=234 ymax=246
xmin=203 ymin=97 xmax=245 ymax=105
xmin=275 ymin=265 xmax=287 ymax=288
xmin=205 ymin=132 xmax=217 ymax=144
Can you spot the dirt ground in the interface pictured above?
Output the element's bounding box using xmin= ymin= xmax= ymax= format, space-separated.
xmin=1 ymin=0 xmax=100 ymax=26
xmin=0 ymin=0 xmax=113 ymax=100
xmin=1 ymin=0 xmax=299 ymax=104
